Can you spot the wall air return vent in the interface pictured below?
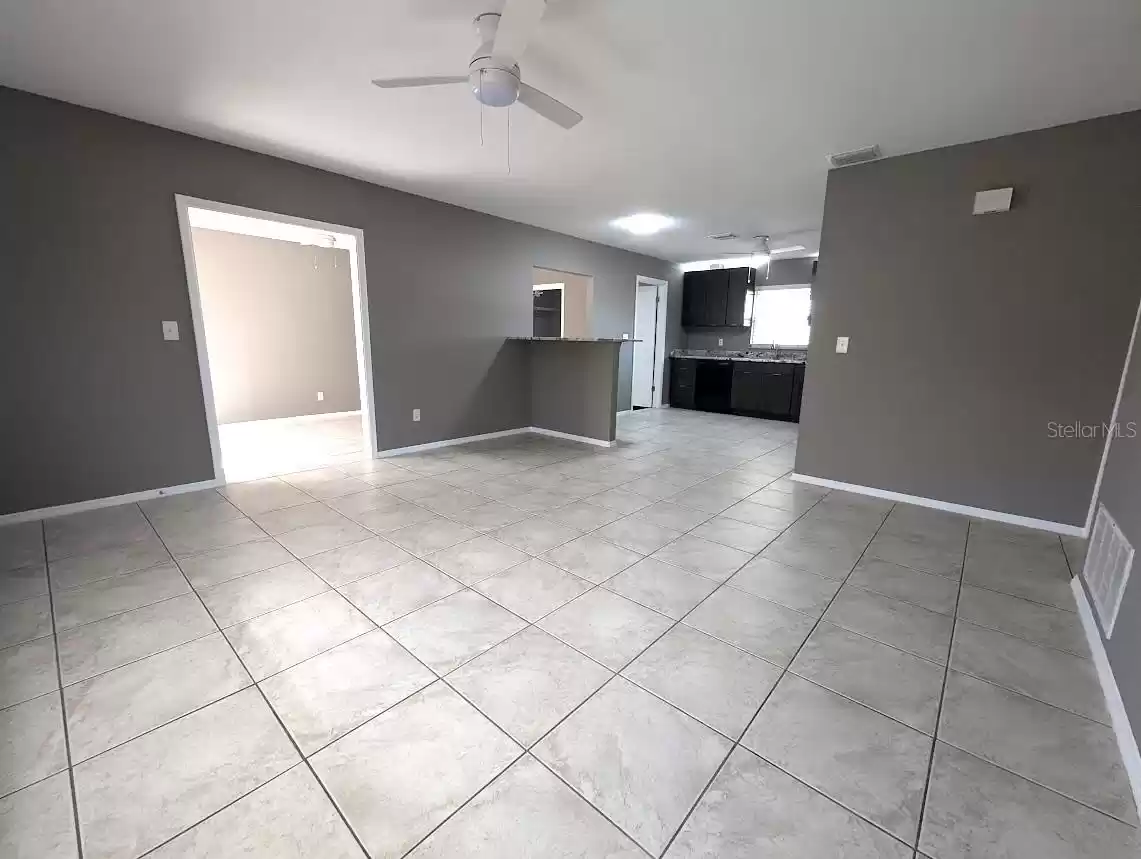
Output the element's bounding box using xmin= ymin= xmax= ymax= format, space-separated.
xmin=827 ymin=145 xmax=882 ymax=169
xmin=1084 ymin=503 xmax=1135 ymax=636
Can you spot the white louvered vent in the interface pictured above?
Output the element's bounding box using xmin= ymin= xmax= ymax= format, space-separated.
xmin=1084 ymin=504 xmax=1134 ymax=637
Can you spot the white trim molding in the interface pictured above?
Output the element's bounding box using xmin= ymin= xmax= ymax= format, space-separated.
xmin=529 ymin=427 xmax=617 ymax=448
xmin=222 ymin=410 xmax=362 ymax=429
xmin=0 ymin=479 xmax=222 ymax=526
xmin=378 ymin=426 xmax=617 ymax=457
xmin=174 ymin=195 xmax=380 ymax=484
xmin=1086 ymin=294 xmax=1141 ymax=535
xmin=378 ymin=429 xmax=530 ymax=458
xmin=1071 ymin=577 xmax=1141 ymax=813
xmin=790 ymin=473 xmax=1085 ymax=537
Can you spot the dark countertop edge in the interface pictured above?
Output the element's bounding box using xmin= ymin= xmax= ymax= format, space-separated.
xmin=508 ymin=337 xmax=641 ymax=343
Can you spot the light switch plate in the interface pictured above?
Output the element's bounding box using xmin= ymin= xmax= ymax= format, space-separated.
xmin=835 ymin=336 xmax=849 ymax=354
xmin=317 ymin=391 xmax=324 ymax=401
xmin=412 ymin=409 xmax=421 ymax=422
xmin=162 ymin=321 xmax=179 ymax=341
xmin=622 ymin=333 xmax=630 ymax=339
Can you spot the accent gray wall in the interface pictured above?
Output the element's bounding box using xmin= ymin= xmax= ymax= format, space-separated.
xmin=795 ymin=109 xmax=1141 ymax=526
xmin=0 ymin=86 xmax=677 ymax=515
xmin=1083 ymin=315 xmax=1141 ymax=746
xmin=528 ymin=341 xmax=620 ymax=443
xmin=192 ymin=228 xmax=359 ymax=424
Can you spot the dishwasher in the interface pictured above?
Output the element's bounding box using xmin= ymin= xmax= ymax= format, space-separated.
xmin=694 ymin=359 xmax=734 ymax=413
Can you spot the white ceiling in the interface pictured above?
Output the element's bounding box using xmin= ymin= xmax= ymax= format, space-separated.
xmin=2 ymin=0 xmax=1140 ymax=262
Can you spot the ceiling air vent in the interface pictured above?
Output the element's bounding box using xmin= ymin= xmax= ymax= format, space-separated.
xmin=706 ymin=233 xmax=739 ymax=241
xmin=1085 ymin=503 xmax=1135 ymax=636
xmin=827 ymin=145 xmax=882 ymax=169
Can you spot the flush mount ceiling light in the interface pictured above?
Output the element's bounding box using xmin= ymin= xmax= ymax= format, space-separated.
xmin=612 ymin=213 xmax=676 ymax=236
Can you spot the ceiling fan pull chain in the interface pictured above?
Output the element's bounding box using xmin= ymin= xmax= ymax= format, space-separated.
xmin=480 ymin=70 xmax=485 ymax=147
xmin=507 ymin=105 xmax=512 ymax=175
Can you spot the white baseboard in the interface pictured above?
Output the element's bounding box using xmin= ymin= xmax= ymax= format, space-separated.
xmin=790 ymin=473 xmax=1085 ymax=537
xmin=1071 ymin=577 xmax=1141 ymax=814
xmin=0 ymin=479 xmax=223 ymax=525
xmin=221 ymin=410 xmax=362 ymax=429
xmin=378 ymin=428 xmax=529 ymax=457
xmin=378 ymin=426 xmax=617 ymax=457
xmin=529 ymin=427 xmax=617 ymax=448
xmin=616 ymin=409 xmax=634 ymax=416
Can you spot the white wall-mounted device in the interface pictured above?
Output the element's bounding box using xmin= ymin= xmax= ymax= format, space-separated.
xmin=973 ymin=187 xmax=1014 ymax=215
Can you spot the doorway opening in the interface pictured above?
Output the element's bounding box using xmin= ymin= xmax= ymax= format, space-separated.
xmin=632 ymin=276 xmax=669 ymax=408
xmin=533 ymin=267 xmax=594 ymax=338
xmin=175 ymin=196 xmax=376 ymax=483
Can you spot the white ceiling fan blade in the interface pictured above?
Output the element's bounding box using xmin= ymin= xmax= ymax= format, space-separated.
xmin=492 ymin=0 xmax=547 ymax=62
xmin=517 ymin=82 xmax=582 ymax=129
xmin=371 ymin=76 xmax=467 ymax=89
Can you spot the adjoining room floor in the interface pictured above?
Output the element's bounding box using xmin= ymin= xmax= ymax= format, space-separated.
xmin=219 ymin=412 xmax=366 ymax=482
xmin=1 ymin=409 xmax=1136 ymax=858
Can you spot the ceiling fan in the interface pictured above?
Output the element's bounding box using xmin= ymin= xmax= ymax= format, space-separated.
xmin=371 ymin=0 xmax=583 ymax=130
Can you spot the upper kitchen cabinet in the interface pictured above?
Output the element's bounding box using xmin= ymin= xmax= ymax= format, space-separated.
xmin=681 ymin=267 xmax=754 ymax=327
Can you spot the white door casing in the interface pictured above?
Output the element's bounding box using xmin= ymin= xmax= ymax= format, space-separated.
xmin=632 ymin=278 xmax=668 ymax=408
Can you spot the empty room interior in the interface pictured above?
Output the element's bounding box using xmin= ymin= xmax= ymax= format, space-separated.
xmin=2 ymin=2 xmax=1141 ymax=858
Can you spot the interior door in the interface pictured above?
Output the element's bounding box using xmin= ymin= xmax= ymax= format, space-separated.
xmin=632 ymin=283 xmax=660 ymax=408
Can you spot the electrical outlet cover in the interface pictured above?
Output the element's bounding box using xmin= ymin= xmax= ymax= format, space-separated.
xmin=162 ymin=321 xmax=179 ymax=341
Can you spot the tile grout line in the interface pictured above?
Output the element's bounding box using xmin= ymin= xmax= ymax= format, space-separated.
xmin=132 ymin=761 xmax=309 ymax=858
xmin=269 ymin=448 xmax=815 ymax=856
xmin=462 ymin=486 xmax=840 ymax=855
xmin=40 ymin=518 xmax=86 ymax=859
xmin=656 ymin=498 xmax=911 ymax=857
xmin=910 ymin=517 xmax=971 ymax=852
xmin=12 ymin=422 xmax=883 ymax=856
xmin=136 ymin=502 xmax=378 ymax=859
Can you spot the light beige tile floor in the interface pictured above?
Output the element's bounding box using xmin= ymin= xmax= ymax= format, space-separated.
xmin=0 ymin=408 xmax=1136 ymax=858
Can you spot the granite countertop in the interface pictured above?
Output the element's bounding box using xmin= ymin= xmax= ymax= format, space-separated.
xmin=671 ymin=350 xmax=806 ymax=364
xmin=509 ymin=336 xmax=641 ymax=343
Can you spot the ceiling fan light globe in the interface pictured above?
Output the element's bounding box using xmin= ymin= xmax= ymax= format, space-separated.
xmin=470 ymin=67 xmax=520 ymax=108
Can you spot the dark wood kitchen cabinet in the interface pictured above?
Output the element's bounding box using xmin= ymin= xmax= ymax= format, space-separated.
xmin=682 ymin=268 xmax=753 ymax=328
xmin=730 ymin=363 xmax=764 ymax=412
xmin=669 ymin=358 xmax=697 ymax=409
xmin=754 ymin=364 xmax=797 ymax=417
xmin=677 ymin=357 xmax=803 ymax=420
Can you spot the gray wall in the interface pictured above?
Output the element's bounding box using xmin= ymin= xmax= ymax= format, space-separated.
xmin=192 ymin=228 xmax=359 ymax=424
xmin=683 ymin=258 xmax=815 ymax=351
xmin=1083 ymin=318 xmax=1141 ymax=746
xmin=0 ymin=86 xmax=677 ymax=515
xmin=529 ymin=341 xmax=620 ymax=443
xmin=796 ymin=109 xmax=1141 ymax=526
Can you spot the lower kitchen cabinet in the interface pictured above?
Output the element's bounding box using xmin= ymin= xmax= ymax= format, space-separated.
xmin=673 ymin=357 xmax=803 ymax=421
xmin=669 ymin=358 xmax=697 ymax=410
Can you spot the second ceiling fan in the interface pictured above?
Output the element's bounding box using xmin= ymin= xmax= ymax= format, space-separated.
xmin=372 ymin=0 xmax=583 ymax=130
